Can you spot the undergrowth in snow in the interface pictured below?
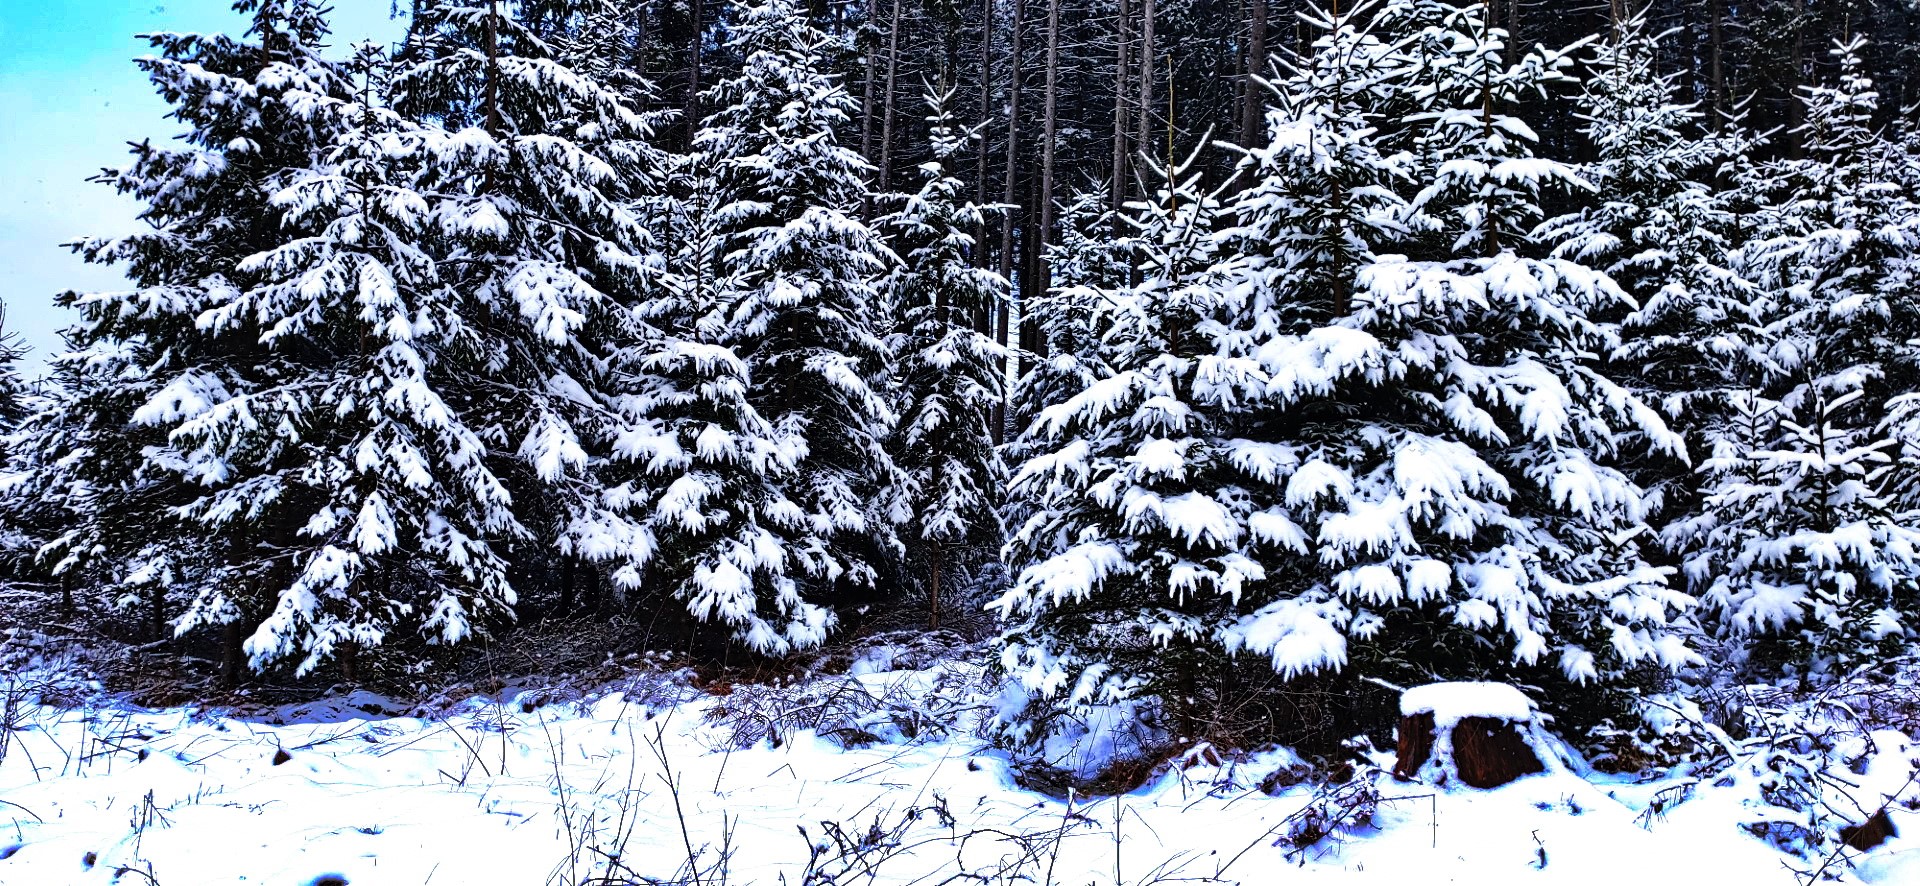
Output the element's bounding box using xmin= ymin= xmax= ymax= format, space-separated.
xmin=3 ymin=652 xmax=1919 ymax=885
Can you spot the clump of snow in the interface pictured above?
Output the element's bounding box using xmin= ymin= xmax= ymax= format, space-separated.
xmin=1400 ymin=681 xmax=1538 ymax=726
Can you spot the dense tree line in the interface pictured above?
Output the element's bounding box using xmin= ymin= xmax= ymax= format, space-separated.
xmin=6 ymin=0 xmax=1920 ymax=753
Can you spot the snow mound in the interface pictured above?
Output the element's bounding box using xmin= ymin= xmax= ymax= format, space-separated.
xmin=1400 ymin=681 xmax=1537 ymax=726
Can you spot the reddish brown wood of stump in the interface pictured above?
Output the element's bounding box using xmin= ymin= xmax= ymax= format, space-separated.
xmin=1394 ymin=713 xmax=1545 ymax=788
xmin=1394 ymin=711 xmax=1436 ymax=781
xmin=1841 ymin=810 xmax=1897 ymax=852
xmin=1451 ymin=716 xmax=1545 ymax=787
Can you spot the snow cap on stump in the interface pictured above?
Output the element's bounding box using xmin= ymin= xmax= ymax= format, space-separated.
xmin=1394 ymin=682 xmax=1549 ymax=789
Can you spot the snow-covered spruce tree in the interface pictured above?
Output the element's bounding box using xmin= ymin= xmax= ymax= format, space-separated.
xmin=94 ymin=0 xmax=672 ymax=677
xmin=1539 ymin=16 xmax=1759 ymax=527
xmin=998 ymin=0 xmax=1697 ymax=742
xmin=0 ymin=308 xmax=36 ymax=582
xmin=879 ymin=87 xmax=1012 ymax=628
xmin=155 ymin=41 xmax=545 ymax=677
xmin=1046 ymin=192 xmax=1134 ymax=298
xmin=1332 ymin=0 xmax=1695 ymax=686
xmin=2 ymin=343 xmax=197 ymax=636
xmin=3 ymin=0 xmax=356 ymax=661
xmin=390 ymin=0 xmax=673 ymax=619
xmin=578 ymin=152 xmax=843 ymax=652
xmin=696 ymin=0 xmax=904 ymax=626
xmin=0 ymin=308 xmax=27 ymax=439
xmin=998 ymin=144 xmax=1269 ymax=732
xmin=1009 ymin=190 xmax=1130 ymax=447
xmin=1687 ymin=390 xmax=1920 ymax=679
xmin=568 ymin=0 xmax=901 ymax=655
xmin=521 ymin=0 xmax=654 ymax=111
xmin=1678 ymin=40 xmax=1920 ymax=680
xmin=1219 ymin=0 xmax=1408 ymax=331
xmin=996 ymin=190 xmax=1128 ymax=548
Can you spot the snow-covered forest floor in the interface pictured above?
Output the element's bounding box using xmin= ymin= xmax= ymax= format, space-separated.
xmin=4 ymin=644 xmax=1919 ymax=886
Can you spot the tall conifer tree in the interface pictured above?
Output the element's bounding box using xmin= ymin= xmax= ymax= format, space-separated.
xmin=881 ymin=88 xmax=1012 ymax=624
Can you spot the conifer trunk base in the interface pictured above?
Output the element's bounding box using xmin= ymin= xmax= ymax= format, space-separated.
xmin=557 ymin=557 xmax=576 ymax=616
xmin=220 ymin=621 xmax=248 ymax=689
xmin=148 ymin=587 xmax=166 ymax=643
xmin=928 ymin=543 xmax=943 ymax=632
xmin=338 ymin=640 xmax=359 ymax=686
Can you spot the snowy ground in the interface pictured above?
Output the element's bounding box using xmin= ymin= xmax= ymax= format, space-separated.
xmin=2 ymin=660 xmax=1918 ymax=885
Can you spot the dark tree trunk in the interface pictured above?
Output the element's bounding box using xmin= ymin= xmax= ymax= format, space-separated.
xmin=557 ymin=556 xmax=576 ymax=615
xmin=485 ymin=0 xmax=501 ymax=136
xmin=1789 ymin=0 xmax=1806 ymax=157
xmin=1038 ymin=0 xmax=1060 ymax=296
xmin=862 ymin=0 xmax=880 ymax=165
xmin=687 ymin=0 xmax=703 ymax=133
xmin=879 ymin=0 xmax=904 ymax=191
xmin=1710 ymin=0 xmax=1726 ymax=122
xmin=1113 ymin=0 xmax=1132 ymax=213
xmin=996 ymin=0 xmax=1026 ymax=442
xmin=977 ymin=0 xmax=995 ymax=269
xmin=1138 ymin=0 xmax=1154 ymax=173
xmin=338 ymin=639 xmax=360 ymax=685
xmin=928 ymin=542 xmax=943 ymax=631
xmin=220 ymin=620 xmax=248 ymax=689
xmin=1241 ymin=0 xmax=1267 ymax=149
xmin=148 ymin=585 xmax=166 ymax=643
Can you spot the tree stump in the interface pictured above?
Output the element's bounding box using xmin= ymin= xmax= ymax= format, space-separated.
xmin=1394 ymin=711 xmax=1438 ymax=780
xmin=1393 ymin=682 xmax=1547 ymax=789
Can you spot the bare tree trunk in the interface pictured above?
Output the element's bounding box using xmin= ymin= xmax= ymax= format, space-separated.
xmin=1241 ymin=0 xmax=1268 ymax=148
xmin=1232 ymin=0 xmax=1246 ymax=135
xmin=862 ymin=0 xmax=880 ymax=164
xmin=485 ymin=0 xmax=502 ymax=136
xmin=880 ymin=0 xmax=905 ymax=191
xmin=1000 ymin=0 xmax=1027 ymax=273
xmin=1330 ymin=0 xmax=1352 ymax=316
xmin=996 ymin=0 xmax=1026 ymax=443
xmin=1038 ymin=0 xmax=1061 ymax=310
xmin=1699 ymin=0 xmax=1721 ymax=123
xmin=1480 ymin=0 xmax=1497 ymax=255
xmin=1788 ymin=0 xmax=1805 ymax=156
xmin=633 ymin=4 xmax=653 ymax=112
xmin=977 ymin=0 xmax=995 ymax=270
xmin=688 ymin=0 xmax=703 ymax=131
xmin=1022 ymin=171 xmax=1044 ymax=353
xmin=1112 ymin=0 xmax=1132 ymax=214
xmin=259 ymin=2 xmax=276 ymax=69
xmin=1138 ymin=0 xmax=1155 ymax=172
